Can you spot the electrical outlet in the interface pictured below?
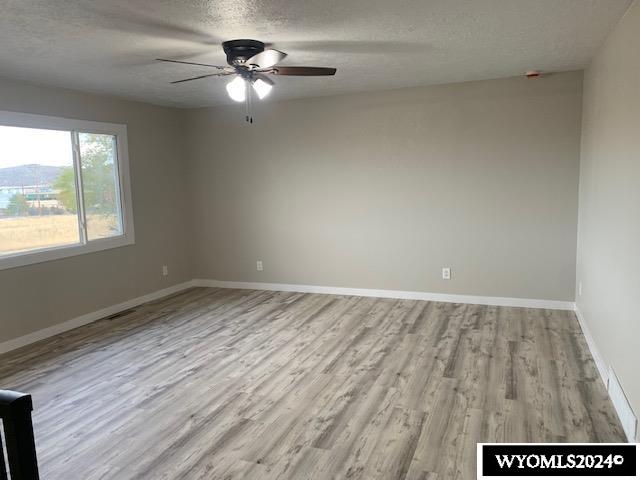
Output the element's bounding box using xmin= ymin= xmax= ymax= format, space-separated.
xmin=578 ymin=281 xmax=582 ymax=296
xmin=256 ymin=260 xmax=263 ymax=271
xmin=162 ymin=265 xmax=168 ymax=276
xmin=442 ymin=267 xmax=451 ymax=280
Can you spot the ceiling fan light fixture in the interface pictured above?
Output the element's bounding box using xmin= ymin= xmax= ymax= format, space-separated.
xmin=226 ymin=76 xmax=246 ymax=102
xmin=159 ymin=40 xmax=336 ymax=118
xmin=252 ymin=77 xmax=273 ymax=99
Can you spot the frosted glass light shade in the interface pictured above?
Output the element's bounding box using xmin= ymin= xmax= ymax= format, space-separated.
xmin=252 ymin=78 xmax=273 ymax=99
xmin=226 ymin=76 xmax=246 ymax=102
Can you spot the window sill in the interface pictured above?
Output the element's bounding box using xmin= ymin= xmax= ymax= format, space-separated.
xmin=0 ymin=234 xmax=135 ymax=271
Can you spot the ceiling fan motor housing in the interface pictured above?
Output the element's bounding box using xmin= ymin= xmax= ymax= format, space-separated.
xmin=222 ymin=39 xmax=265 ymax=66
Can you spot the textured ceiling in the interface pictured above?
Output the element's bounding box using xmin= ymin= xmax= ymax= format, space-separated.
xmin=0 ymin=0 xmax=632 ymax=108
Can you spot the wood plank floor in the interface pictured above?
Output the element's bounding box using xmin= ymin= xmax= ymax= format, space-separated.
xmin=0 ymin=288 xmax=625 ymax=479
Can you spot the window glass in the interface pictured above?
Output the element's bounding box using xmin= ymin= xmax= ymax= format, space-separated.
xmin=78 ymin=133 xmax=123 ymax=240
xmin=0 ymin=126 xmax=80 ymax=256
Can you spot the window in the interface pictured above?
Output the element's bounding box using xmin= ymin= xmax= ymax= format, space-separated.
xmin=0 ymin=111 xmax=134 ymax=270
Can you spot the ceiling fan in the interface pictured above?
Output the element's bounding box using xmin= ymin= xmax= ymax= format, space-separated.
xmin=157 ymin=39 xmax=337 ymax=122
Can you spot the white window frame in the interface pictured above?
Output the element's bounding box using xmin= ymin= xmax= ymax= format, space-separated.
xmin=0 ymin=110 xmax=135 ymax=271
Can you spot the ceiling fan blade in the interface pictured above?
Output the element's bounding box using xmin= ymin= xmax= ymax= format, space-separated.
xmin=171 ymin=72 xmax=233 ymax=84
xmin=157 ymin=58 xmax=227 ymax=69
xmin=246 ymin=49 xmax=287 ymax=69
xmin=271 ymin=66 xmax=337 ymax=76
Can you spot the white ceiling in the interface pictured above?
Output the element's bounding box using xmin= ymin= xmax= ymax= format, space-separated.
xmin=0 ymin=0 xmax=632 ymax=108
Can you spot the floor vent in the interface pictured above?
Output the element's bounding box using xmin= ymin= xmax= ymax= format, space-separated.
xmin=106 ymin=308 xmax=136 ymax=320
xmin=608 ymin=367 xmax=638 ymax=442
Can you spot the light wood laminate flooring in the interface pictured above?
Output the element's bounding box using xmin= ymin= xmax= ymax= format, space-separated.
xmin=0 ymin=288 xmax=625 ymax=479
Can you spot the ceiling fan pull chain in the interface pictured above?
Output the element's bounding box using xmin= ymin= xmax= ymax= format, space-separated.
xmin=246 ymin=81 xmax=254 ymax=124
xmin=245 ymin=83 xmax=251 ymax=123
xmin=250 ymin=83 xmax=254 ymax=123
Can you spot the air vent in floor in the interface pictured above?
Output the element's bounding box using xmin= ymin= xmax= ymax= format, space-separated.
xmin=106 ymin=308 xmax=136 ymax=320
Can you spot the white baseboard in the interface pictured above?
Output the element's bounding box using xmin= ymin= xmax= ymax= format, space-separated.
xmin=193 ymin=279 xmax=575 ymax=310
xmin=0 ymin=280 xmax=196 ymax=355
xmin=574 ymin=305 xmax=609 ymax=388
xmin=574 ymin=304 xmax=638 ymax=442
xmin=0 ymin=278 xmax=573 ymax=357
xmin=608 ymin=367 xmax=638 ymax=443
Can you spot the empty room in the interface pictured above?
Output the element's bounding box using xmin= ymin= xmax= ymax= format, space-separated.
xmin=0 ymin=0 xmax=639 ymax=479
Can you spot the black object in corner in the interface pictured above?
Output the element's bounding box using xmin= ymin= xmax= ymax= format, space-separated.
xmin=0 ymin=390 xmax=40 ymax=480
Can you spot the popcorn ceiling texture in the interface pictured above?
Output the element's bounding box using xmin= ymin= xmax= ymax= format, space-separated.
xmin=0 ymin=0 xmax=631 ymax=107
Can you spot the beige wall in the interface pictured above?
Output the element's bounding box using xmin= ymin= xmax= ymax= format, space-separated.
xmin=187 ymin=72 xmax=583 ymax=301
xmin=0 ymin=78 xmax=193 ymax=343
xmin=0 ymin=70 xmax=585 ymax=347
xmin=576 ymin=1 xmax=640 ymax=421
